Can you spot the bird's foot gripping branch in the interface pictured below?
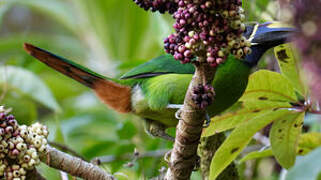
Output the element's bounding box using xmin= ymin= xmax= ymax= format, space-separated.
xmin=133 ymin=0 xmax=249 ymax=179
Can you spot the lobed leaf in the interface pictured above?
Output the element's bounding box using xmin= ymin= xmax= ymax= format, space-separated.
xmin=270 ymin=112 xmax=304 ymax=168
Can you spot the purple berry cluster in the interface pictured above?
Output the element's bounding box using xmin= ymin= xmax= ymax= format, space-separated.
xmin=192 ymin=84 xmax=215 ymax=108
xmin=164 ymin=0 xmax=251 ymax=66
xmin=0 ymin=106 xmax=48 ymax=180
xmin=133 ymin=0 xmax=178 ymax=14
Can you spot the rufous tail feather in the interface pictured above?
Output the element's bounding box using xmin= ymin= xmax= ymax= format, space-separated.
xmin=23 ymin=43 xmax=132 ymax=113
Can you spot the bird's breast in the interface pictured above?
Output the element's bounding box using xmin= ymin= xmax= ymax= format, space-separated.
xmin=131 ymin=85 xmax=148 ymax=114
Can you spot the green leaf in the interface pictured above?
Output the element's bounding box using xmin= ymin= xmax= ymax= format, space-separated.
xmin=203 ymin=108 xmax=271 ymax=136
xmin=240 ymin=70 xmax=298 ymax=107
xmin=298 ymin=132 xmax=321 ymax=155
xmin=270 ymin=112 xmax=304 ymax=168
xmin=274 ymin=44 xmax=306 ymax=96
xmin=117 ymin=120 xmax=137 ymax=140
xmin=203 ymin=70 xmax=295 ymax=137
xmin=37 ymin=163 xmax=61 ymax=180
xmin=82 ymin=140 xmax=117 ymax=159
xmin=239 ymin=149 xmax=273 ymax=164
xmin=240 ymin=132 xmax=321 ymax=164
xmin=72 ymin=0 xmax=169 ymax=61
xmin=54 ymin=120 xmax=65 ymax=144
xmin=209 ymin=109 xmax=292 ymax=180
xmin=286 ymin=147 xmax=321 ymax=180
xmin=0 ymin=66 xmax=61 ymax=112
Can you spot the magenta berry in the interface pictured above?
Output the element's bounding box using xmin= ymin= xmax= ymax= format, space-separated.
xmin=134 ymin=0 xmax=251 ymax=65
xmin=0 ymin=113 xmax=6 ymax=120
xmin=133 ymin=0 xmax=178 ymax=14
xmin=6 ymin=115 xmax=14 ymax=121
xmin=192 ymin=84 xmax=215 ymax=108
xmin=0 ymin=106 xmax=49 ymax=179
xmin=11 ymin=149 xmax=20 ymax=156
xmin=162 ymin=0 xmax=251 ymax=65
xmin=5 ymin=126 xmax=13 ymax=134
xmin=0 ymin=122 xmax=6 ymax=128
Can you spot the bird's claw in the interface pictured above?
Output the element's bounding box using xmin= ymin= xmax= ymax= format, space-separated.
xmin=145 ymin=120 xmax=175 ymax=142
xmin=175 ymin=109 xmax=183 ymax=120
xmin=164 ymin=150 xmax=172 ymax=163
xmin=203 ymin=113 xmax=211 ymax=128
xmin=176 ymin=108 xmax=210 ymax=128
xmin=193 ymin=155 xmax=200 ymax=171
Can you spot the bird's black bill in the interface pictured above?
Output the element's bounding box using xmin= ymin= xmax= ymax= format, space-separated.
xmin=250 ymin=22 xmax=296 ymax=47
xmin=244 ymin=22 xmax=297 ymax=67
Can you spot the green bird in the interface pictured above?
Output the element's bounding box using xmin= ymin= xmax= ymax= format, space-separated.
xmin=24 ymin=22 xmax=295 ymax=141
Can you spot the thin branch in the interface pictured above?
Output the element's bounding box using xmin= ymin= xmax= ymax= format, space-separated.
xmin=92 ymin=149 xmax=169 ymax=165
xmin=165 ymin=62 xmax=217 ymax=179
xmin=40 ymin=145 xmax=115 ymax=180
xmin=49 ymin=141 xmax=86 ymax=160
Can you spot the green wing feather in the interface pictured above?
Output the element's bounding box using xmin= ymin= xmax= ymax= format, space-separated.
xmin=128 ymin=55 xmax=252 ymax=127
xmin=120 ymin=54 xmax=195 ymax=79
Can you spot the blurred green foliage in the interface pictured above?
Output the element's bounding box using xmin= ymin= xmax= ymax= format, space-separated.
xmin=0 ymin=0 xmax=173 ymax=178
xmin=1 ymin=0 xmax=319 ymax=179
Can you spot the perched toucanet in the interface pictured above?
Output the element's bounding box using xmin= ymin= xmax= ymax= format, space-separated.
xmin=24 ymin=22 xmax=295 ymax=141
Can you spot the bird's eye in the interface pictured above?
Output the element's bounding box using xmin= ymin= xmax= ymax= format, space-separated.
xmin=243 ymin=25 xmax=253 ymax=39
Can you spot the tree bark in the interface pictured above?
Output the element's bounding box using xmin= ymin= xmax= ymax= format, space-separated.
xmin=165 ymin=62 xmax=216 ymax=180
xmin=40 ymin=146 xmax=115 ymax=180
